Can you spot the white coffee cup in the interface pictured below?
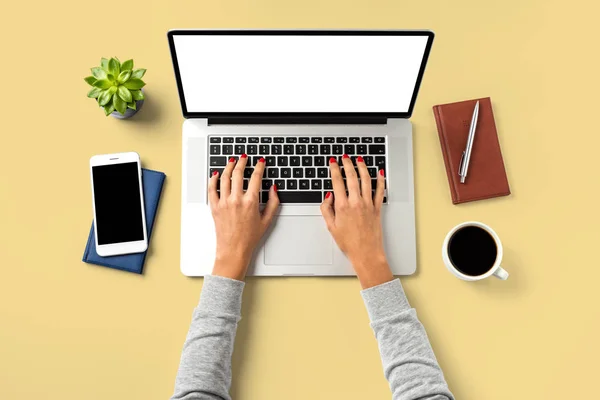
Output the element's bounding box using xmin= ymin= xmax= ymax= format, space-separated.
xmin=442 ymin=221 xmax=509 ymax=281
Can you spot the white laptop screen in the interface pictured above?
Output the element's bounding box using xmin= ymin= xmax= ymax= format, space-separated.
xmin=169 ymin=31 xmax=433 ymax=117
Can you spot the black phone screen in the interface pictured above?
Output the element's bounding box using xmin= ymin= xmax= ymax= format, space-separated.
xmin=92 ymin=162 xmax=144 ymax=245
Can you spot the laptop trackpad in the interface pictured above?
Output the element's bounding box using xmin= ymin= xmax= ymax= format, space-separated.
xmin=264 ymin=216 xmax=333 ymax=265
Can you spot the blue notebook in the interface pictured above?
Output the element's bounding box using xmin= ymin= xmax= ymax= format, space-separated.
xmin=82 ymin=168 xmax=166 ymax=274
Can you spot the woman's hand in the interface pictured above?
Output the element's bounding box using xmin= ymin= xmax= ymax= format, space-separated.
xmin=321 ymin=155 xmax=393 ymax=289
xmin=208 ymin=154 xmax=279 ymax=280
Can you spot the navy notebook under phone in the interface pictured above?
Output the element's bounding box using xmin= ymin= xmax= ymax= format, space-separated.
xmin=82 ymin=168 xmax=166 ymax=274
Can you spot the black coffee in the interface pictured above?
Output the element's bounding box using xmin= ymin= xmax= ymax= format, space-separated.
xmin=448 ymin=226 xmax=497 ymax=276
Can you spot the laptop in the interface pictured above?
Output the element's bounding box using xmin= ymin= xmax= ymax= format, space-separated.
xmin=168 ymin=30 xmax=434 ymax=276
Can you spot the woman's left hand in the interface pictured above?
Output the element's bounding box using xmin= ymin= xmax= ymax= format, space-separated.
xmin=208 ymin=154 xmax=280 ymax=280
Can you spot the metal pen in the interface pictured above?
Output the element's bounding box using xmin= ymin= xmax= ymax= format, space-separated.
xmin=458 ymin=101 xmax=479 ymax=183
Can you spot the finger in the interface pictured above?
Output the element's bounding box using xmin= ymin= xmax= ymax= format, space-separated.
xmin=320 ymin=191 xmax=335 ymax=230
xmin=247 ymin=157 xmax=266 ymax=196
xmin=374 ymin=168 xmax=386 ymax=211
xmin=342 ymin=154 xmax=359 ymax=198
xmin=208 ymin=169 xmax=220 ymax=208
xmin=329 ymin=157 xmax=346 ymax=201
xmin=261 ymin=184 xmax=280 ymax=228
xmin=220 ymin=157 xmax=236 ymax=198
xmin=231 ymin=154 xmax=248 ymax=196
xmin=356 ymin=156 xmax=372 ymax=202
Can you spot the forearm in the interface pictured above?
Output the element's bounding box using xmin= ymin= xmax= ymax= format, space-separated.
xmin=353 ymin=256 xmax=394 ymax=289
xmin=171 ymin=275 xmax=244 ymax=400
xmin=362 ymin=279 xmax=454 ymax=400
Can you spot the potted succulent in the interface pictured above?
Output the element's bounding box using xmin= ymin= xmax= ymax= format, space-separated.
xmin=84 ymin=57 xmax=146 ymax=118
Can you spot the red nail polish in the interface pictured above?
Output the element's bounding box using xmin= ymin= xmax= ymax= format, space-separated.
xmin=229 ymin=157 xmax=236 ymax=163
xmin=241 ymin=153 xmax=247 ymax=159
xmin=357 ymin=156 xmax=364 ymax=163
xmin=379 ymin=169 xmax=385 ymax=176
xmin=212 ymin=170 xmax=218 ymax=176
xmin=342 ymin=154 xmax=349 ymax=159
xmin=329 ymin=157 xmax=337 ymax=164
xmin=325 ymin=192 xmax=332 ymax=199
xmin=273 ymin=184 xmax=278 ymax=192
xmin=259 ymin=157 xmax=266 ymax=163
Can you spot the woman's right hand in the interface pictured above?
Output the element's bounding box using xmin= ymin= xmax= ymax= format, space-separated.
xmin=320 ymin=155 xmax=394 ymax=289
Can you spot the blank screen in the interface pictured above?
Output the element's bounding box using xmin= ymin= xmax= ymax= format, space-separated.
xmin=92 ymin=162 xmax=144 ymax=245
xmin=172 ymin=33 xmax=430 ymax=113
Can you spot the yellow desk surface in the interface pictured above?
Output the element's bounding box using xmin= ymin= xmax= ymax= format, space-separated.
xmin=2 ymin=1 xmax=599 ymax=398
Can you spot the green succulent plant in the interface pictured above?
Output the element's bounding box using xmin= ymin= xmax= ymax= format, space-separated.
xmin=84 ymin=57 xmax=146 ymax=116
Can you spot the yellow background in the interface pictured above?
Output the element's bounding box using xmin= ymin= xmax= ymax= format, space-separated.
xmin=1 ymin=0 xmax=599 ymax=398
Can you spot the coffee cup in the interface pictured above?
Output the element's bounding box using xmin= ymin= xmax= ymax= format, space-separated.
xmin=442 ymin=221 xmax=508 ymax=281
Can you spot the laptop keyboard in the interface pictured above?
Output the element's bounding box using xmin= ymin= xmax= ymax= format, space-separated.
xmin=208 ymin=136 xmax=387 ymax=204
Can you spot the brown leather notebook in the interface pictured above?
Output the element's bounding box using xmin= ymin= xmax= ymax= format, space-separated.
xmin=433 ymin=97 xmax=510 ymax=204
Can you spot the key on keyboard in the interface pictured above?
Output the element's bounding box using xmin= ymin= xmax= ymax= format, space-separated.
xmin=207 ymin=136 xmax=388 ymax=204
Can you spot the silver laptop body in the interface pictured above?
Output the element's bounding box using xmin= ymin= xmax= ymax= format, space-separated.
xmin=168 ymin=30 xmax=434 ymax=276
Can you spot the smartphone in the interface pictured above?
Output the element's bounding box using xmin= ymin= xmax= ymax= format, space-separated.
xmin=90 ymin=152 xmax=148 ymax=256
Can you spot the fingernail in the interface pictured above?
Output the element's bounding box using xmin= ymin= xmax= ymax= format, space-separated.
xmin=241 ymin=153 xmax=247 ymax=159
xmin=329 ymin=157 xmax=337 ymax=164
xmin=229 ymin=157 xmax=236 ymax=163
xmin=273 ymin=184 xmax=278 ymax=192
xmin=357 ymin=156 xmax=364 ymax=163
xmin=325 ymin=192 xmax=332 ymax=199
xmin=379 ymin=169 xmax=385 ymax=176
xmin=343 ymin=154 xmax=349 ymax=159
xmin=212 ymin=170 xmax=218 ymax=176
xmin=259 ymin=157 xmax=266 ymax=163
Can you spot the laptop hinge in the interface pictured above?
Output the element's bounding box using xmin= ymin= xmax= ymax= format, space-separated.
xmin=207 ymin=116 xmax=388 ymax=125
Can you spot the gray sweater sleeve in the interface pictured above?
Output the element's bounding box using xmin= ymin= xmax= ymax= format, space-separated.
xmin=171 ymin=275 xmax=245 ymax=400
xmin=361 ymin=279 xmax=454 ymax=400
xmin=172 ymin=276 xmax=453 ymax=400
